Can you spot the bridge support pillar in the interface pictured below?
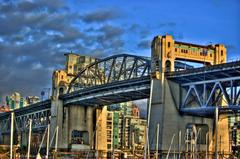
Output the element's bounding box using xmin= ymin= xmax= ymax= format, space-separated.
xmin=149 ymin=35 xmax=231 ymax=158
xmin=51 ymin=98 xmax=67 ymax=149
xmin=51 ymin=98 xmax=94 ymax=150
xmin=149 ymin=78 xmax=216 ymax=158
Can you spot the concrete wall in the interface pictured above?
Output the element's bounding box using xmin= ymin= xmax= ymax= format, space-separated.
xmin=149 ymin=77 xmax=230 ymax=158
xmin=149 ymin=78 xmax=213 ymax=151
xmin=50 ymin=98 xmax=94 ymax=150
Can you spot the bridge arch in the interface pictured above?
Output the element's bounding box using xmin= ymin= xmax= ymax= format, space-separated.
xmin=67 ymin=54 xmax=151 ymax=93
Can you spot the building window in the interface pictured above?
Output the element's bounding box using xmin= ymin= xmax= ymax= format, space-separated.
xmin=74 ymin=65 xmax=77 ymax=73
xmin=221 ymin=50 xmax=223 ymax=56
xmin=107 ymin=144 xmax=111 ymax=149
xmin=175 ymin=48 xmax=177 ymax=52
xmin=168 ymin=42 xmax=171 ymax=48
xmin=59 ymin=87 xmax=64 ymax=95
xmin=165 ymin=60 xmax=171 ymax=72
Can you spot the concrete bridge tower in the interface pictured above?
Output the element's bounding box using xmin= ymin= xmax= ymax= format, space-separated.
xmin=50 ymin=53 xmax=96 ymax=150
xmin=149 ymin=35 xmax=229 ymax=158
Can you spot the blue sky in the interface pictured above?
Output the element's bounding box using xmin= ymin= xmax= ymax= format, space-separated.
xmin=0 ymin=0 xmax=239 ymax=103
xmin=67 ymin=0 xmax=240 ymax=59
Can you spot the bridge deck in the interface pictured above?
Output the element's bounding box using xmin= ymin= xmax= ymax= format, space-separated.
xmin=0 ymin=99 xmax=51 ymax=119
xmin=166 ymin=61 xmax=240 ymax=84
xmin=60 ymin=76 xmax=150 ymax=106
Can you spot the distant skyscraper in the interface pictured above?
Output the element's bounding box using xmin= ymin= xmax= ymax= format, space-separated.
xmin=5 ymin=92 xmax=40 ymax=110
xmin=6 ymin=92 xmax=22 ymax=110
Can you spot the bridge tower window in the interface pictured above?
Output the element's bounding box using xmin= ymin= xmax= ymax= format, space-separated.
xmin=59 ymin=87 xmax=64 ymax=95
xmin=165 ymin=60 xmax=171 ymax=72
xmin=168 ymin=42 xmax=171 ymax=48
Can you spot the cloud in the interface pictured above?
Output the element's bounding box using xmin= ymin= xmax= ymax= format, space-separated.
xmin=0 ymin=0 xmax=67 ymax=14
xmin=129 ymin=24 xmax=140 ymax=32
xmin=137 ymin=40 xmax=151 ymax=49
xmin=97 ymin=25 xmax=124 ymax=39
xmin=81 ymin=8 xmax=120 ymax=23
xmin=0 ymin=1 xmax=129 ymax=104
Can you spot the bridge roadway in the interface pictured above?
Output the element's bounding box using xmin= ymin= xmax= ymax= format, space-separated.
xmin=0 ymin=60 xmax=239 ymax=130
xmin=60 ymin=75 xmax=150 ymax=106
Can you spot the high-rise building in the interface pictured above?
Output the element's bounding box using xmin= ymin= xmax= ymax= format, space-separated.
xmin=52 ymin=53 xmax=97 ymax=97
xmin=6 ymin=92 xmax=24 ymax=110
xmin=95 ymin=101 xmax=147 ymax=158
xmin=25 ymin=96 xmax=40 ymax=105
xmin=64 ymin=53 xmax=96 ymax=75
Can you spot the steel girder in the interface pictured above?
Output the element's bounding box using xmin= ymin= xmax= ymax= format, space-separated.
xmin=67 ymin=54 xmax=150 ymax=93
xmin=180 ymin=76 xmax=240 ymax=117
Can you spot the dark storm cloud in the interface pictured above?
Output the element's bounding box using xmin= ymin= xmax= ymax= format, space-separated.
xmin=81 ymin=8 xmax=120 ymax=23
xmin=0 ymin=0 xmax=81 ymax=103
xmin=0 ymin=1 xmax=128 ymax=104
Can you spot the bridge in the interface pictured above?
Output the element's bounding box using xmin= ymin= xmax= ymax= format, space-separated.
xmin=0 ymin=35 xmax=239 ymax=158
xmin=1 ymin=59 xmax=239 ymax=133
xmin=0 ymin=100 xmax=51 ymax=134
xmin=62 ymin=54 xmax=151 ymax=106
xmin=167 ymin=60 xmax=240 ymax=117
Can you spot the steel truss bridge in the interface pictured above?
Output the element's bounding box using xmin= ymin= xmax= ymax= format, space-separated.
xmin=167 ymin=60 xmax=240 ymax=117
xmin=0 ymin=100 xmax=51 ymax=134
xmin=63 ymin=54 xmax=151 ymax=106
xmin=0 ymin=54 xmax=240 ymax=134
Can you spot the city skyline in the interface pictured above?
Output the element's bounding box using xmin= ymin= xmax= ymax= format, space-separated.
xmin=0 ymin=0 xmax=239 ymax=104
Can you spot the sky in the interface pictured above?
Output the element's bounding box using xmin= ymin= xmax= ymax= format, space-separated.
xmin=0 ymin=0 xmax=239 ymax=104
